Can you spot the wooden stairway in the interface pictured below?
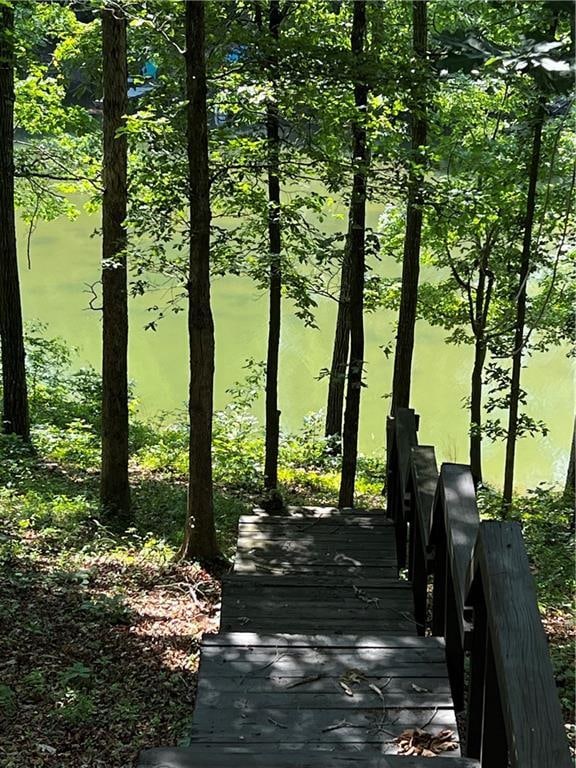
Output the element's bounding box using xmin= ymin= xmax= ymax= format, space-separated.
xmin=137 ymin=506 xmax=478 ymax=767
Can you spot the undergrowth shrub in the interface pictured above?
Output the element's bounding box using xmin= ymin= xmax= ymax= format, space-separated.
xmin=478 ymin=484 xmax=574 ymax=608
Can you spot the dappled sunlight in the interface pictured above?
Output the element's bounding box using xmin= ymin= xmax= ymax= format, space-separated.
xmin=0 ymin=529 xmax=221 ymax=767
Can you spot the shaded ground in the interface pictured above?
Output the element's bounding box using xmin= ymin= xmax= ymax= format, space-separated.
xmin=0 ymin=528 xmax=221 ymax=768
xmin=0 ymin=443 xmax=572 ymax=764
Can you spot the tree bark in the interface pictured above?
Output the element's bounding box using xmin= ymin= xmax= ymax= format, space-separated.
xmin=0 ymin=6 xmax=30 ymax=440
xmin=470 ymin=336 xmax=487 ymax=486
xmin=469 ymin=248 xmax=493 ymax=487
xmin=324 ymin=221 xmax=352 ymax=446
xmin=338 ymin=0 xmax=368 ymax=509
xmin=390 ymin=0 xmax=427 ymax=414
xmin=564 ymin=418 xmax=575 ymax=502
xmin=263 ymin=0 xmax=282 ymax=492
xmin=180 ymin=0 xmax=219 ymax=561
xmin=502 ymin=105 xmax=544 ymax=510
xmin=100 ymin=4 xmax=130 ymax=526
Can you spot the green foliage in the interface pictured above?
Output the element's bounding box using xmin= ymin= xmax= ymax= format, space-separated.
xmin=549 ymin=640 xmax=575 ymax=721
xmin=0 ymin=685 xmax=16 ymax=716
xmin=21 ymin=669 xmax=48 ymax=697
xmin=58 ymin=662 xmax=92 ymax=690
xmin=56 ymin=690 xmax=95 ymax=725
xmin=33 ymin=421 xmax=100 ymax=470
xmin=478 ymin=484 xmax=574 ymax=607
xmin=81 ymin=594 xmax=132 ymax=624
xmin=25 ymin=324 xmax=102 ymax=432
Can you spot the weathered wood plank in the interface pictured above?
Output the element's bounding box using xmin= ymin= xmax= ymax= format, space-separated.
xmin=433 ymin=463 xmax=479 ymax=619
xmin=233 ymin=557 xmax=397 ymax=570
xmin=197 ymin=689 xmax=455 ymax=709
xmin=235 ymin=552 xmax=397 ymax=564
xmin=138 ymin=747 xmax=479 ymax=767
xmin=220 ymin=620 xmax=416 ymax=634
xmin=238 ymin=533 xmax=396 ymax=555
xmin=198 ymin=658 xmax=450 ymax=679
xmin=224 ymin=588 xmax=412 ymax=618
xmin=197 ymin=675 xmax=452 ymax=694
xmin=238 ymin=521 xmax=392 ymax=530
xmin=237 ymin=526 xmax=395 ymax=535
xmin=473 ymin=522 xmax=572 ymax=768
xmin=408 ymin=445 xmax=438 ymax=551
xmin=235 ymin=550 xmax=396 ymax=562
xmin=237 ymin=527 xmax=394 ymax=538
xmin=190 ymin=707 xmax=458 ymax=740
xmin=202 ymin=633 xmax=446 ymax=649
xmin=201 ymin=646 xmax=446 ymax=664
xmin=232 ymin=563 xmax=398 ymax=576
xmin=223 ymin=577 xmax=411 ymax=592
xmin=240 ymin=509 xmax=389 ymax=522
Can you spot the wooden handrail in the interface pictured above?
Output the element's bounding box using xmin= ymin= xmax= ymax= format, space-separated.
xmin=386 ymin=408 xmax=418 ymax=569
xmin=428 ymin=462 xmax=479 ymax=710
xmin=430 ymin=463 xmax=479 ymax=629
xmin=406 ymin=445 xmax=437 ymax=634
xmin=466 ymin=522 xmax=572 ymax=767
xmin=387 ymin=408 xmax=570 ymax=766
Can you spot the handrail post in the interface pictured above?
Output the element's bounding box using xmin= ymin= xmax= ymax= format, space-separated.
xmin=431 ymin=519 xmax=446 ymax=637
xmin=385 ymin=415 xmax=395 ymax=520
xmin=466 ymin=586 xmax=487 ymax=759
xmin=407 ymin=485 xmax=415 ymax=580
xmin=408 ymin=446 xmax=438 ymax=637
xmin=469 ymin=522 xmax=571 ymax=768
xmin=481 ymin=634 xmax=508 ymax=767
xmin=396 ymin=495 xmax=408 ymax=572
xmin=445 ymin=564 xmax=465 ymax=711
xmin=410 ymin=510 xmax=427 ymax=635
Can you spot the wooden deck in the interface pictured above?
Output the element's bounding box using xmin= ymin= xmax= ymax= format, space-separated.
xmin=138 ymin=506 xmax=478 ymax=767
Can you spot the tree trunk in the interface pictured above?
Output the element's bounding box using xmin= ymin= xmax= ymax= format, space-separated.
xmin=180 ymin=0 xmax=219 ymax=561
xmin=564 ymin=418 xmax=575 ymax=502
xmin=338 ymin=0 xmax=368 ymax=509
xmin=0 ymin=6 xmax=29 ymax=440
xmin=502 ymin=106 xmax=544 ymax=510
xmin=470 ymin=336 xmax=487 ymax=486
xmin=390 ymin=0 xmax=427 ymax=414
xmin=264 ymin=0 xmax=282 ymax=493
xmin=100 ymin=4 xmax=130 ymax=526
xmin=325 ymin=221 xmax=352 ymax=446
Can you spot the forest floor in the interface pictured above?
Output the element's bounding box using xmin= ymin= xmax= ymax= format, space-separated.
xmin=0 ymin=440 xmax=573 ymax=766
xmin=0 ymin=522 xmax=221 ymax=768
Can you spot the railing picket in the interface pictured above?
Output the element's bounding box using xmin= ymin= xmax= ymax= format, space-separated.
xmin=407 ymin=445 xmax=438 ymax=635
xmin=481 ymin=635 xmax=508 ymax=767
xmin=445 ymin=565 xmax=465 ymax=711
xmin=431 ymin=521 xmax=446 ymax=637
xmin=411 ymin=520 xmax=427 ymax=635
xmin=466 ymin=587 xmax=487 ymax=759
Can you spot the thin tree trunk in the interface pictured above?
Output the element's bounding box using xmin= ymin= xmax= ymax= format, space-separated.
xmin=390 ymin=0 xmax=427 ymax=414
xmin=264 ymin=0 xmax=282 ymax=493
xmin=325 ymin=221 xmax=352 ymax=445
xmin=564 ymin=418 xmax=575 ymax=502
xmin=470 ymin=337 xmax=487 ymax=486
xmin=180 ymin=0 xmax=219 ymax=561
xmin=100 ymin=4 xmax=130 ymax=526
xmin=0 ymin=6 xmax=29 ymax=440
xmin=469 ymin=251 xmax=492 ymax=487
xmin=338 ymin=0 xmax=368 ymax=509
xmin=502 ymin=106 xmax=544 ymax=509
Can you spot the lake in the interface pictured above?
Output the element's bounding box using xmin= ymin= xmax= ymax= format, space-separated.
xmin=17 ymin=201 xmax=572 ymax=491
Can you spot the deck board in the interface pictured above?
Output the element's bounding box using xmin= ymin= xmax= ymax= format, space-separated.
xmin=137 ymin=506 xmax=465 ymax=766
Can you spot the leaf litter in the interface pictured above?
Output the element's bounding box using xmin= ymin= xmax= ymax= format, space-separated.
xmin=0 ymin=530 xmax=221 ymax=768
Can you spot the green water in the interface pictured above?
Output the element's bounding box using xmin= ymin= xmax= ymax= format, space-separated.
xmin=17 ymin=203 xmax=573 ymax=491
